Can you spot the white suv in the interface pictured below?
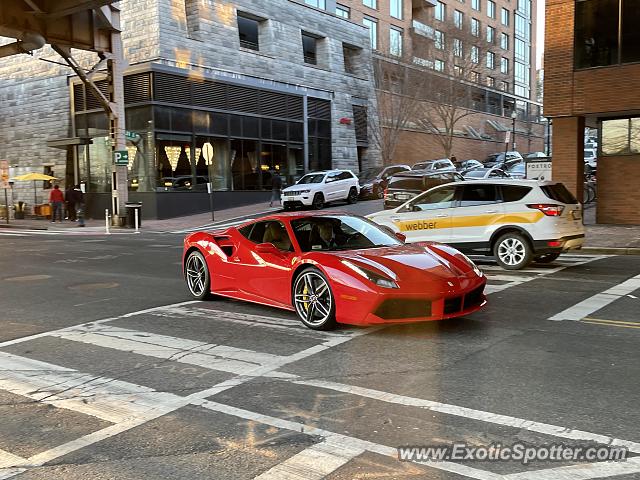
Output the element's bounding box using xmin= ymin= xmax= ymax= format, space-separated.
xmin=367 ymin=180 xmax=584 ymax=270
xmin=281 ymin=170 xmax=360 ymax=210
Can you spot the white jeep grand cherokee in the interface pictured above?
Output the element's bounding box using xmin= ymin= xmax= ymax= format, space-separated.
xmin=281 ymin=170 xmax=360 ymax=210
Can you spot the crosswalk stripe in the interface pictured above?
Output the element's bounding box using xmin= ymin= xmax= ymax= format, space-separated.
xmin=503 ymin=456 xmax=640 ymax=480
xmin=0 ymin=451 xmax=26 ymax=470
xmin=254 ymin=441 xmax=364 ymax=480
xmin=53 ymin=325 xmax=286 ymax=375
xmin=549 ymin=273 xmax=640 ymax=321
xmin=0 ymin=352 xmax=182 ymax=424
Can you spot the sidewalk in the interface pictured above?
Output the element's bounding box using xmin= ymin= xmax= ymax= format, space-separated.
xmin=582 ymin=204 xmax=640 ymax=253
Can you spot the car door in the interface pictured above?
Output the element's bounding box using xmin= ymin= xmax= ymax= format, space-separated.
xmin=336 ymin=171 xmax=353 ymax=200
xmin=387 ymin=184 xmax=457 ymax=243
xmin=323 ymin=172 xmax=341 ymax=201
xmin=449 ymin=183 xmax=503 ymax=249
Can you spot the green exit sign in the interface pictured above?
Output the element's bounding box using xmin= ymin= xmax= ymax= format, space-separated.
xmin=114 ymin=150 xmax=129 ymax=166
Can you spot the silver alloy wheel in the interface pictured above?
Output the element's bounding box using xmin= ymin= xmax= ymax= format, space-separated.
xmin=497 ymin=237 xmax=526 ymax=267
xmin=294 ymin=271 xmax=332 ymax=327
xmin=186 ymin=252 xmax=207 ymax=297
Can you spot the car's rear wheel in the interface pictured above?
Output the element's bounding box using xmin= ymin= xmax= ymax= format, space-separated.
xmin=347 ymin=187 xmax=358 ymax=204
xmin=494 ymin=233 xmax=533 ymax=270
xmin=293 ymin=268 xmax=337 ymax=330
xmin=312 ymin=193 xmax=325 ymax=210
xmin=534 ymin=252 xmax=561 ymax=264
xmin=185 ymin=250 xmax=212 ymax=300
xmin=374 ymin=185 xmax=384 ymax=199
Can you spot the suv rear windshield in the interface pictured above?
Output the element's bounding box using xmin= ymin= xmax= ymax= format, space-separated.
xmin=541 ymin=184 xmax=578 ymax=204
xmin=387 ymin=177 xmax=423 ymax=191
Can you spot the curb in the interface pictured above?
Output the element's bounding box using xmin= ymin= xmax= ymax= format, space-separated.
xmin=0 ymin=224 xmax=48 ymax=231
xmin=578 ymin=247 xmax=640 ymax=255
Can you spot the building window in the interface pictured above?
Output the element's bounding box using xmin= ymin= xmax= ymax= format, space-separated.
xmin=486 ymin=26 xmax=495 ymax=43
xmin=363 ymin=0 xmax=377 ymax=9
xmin=390 ymin=0 xmax=403 ymax=19
xmin=343 ymin=44 xmax=361 ymax=74
xmin=471 ymin=71 xmax=481 ymax=83
xmin=363 ymin=17 xmax=378 ymax=49
xmin=454 ymin=38 xmax=463 ymax=57
xmin=501 ymin=32 xmax=509 ymax=50
xmin=601 ymin=118 xmax=640 ymax=155
xmin=390 ymin=27 xmax=403 ymax=56
xmin=302 ymin=33 xmax=317 ymax=64
xmin=434 ymin=1 xmax=445 ymax=21
xmin=515 ymin=38 xmax=528 ymax=61
xmin=435 ymin=59 xmax=445 ymax=71
xmin=471 ymin=18 xmax=480 ymax=36
xmin=237 ymin=13 xmax=260 ymax=51
xmin=454 ymin=9 xmax=464 ymax=28
xmin=575 ymin=0 xmax=640 ymax=68
xmin=500 ymin=57 xmax=509 ymax=73
xmin=486 ymin=51 xmax=495 ymax=68
xmin=471 ymin=45 xmax=479 ymax=63
xmin=435 ymin=29 xmax=445 ymax=49
xmin=336 ymin=4 xmax=350 ymax=18
xmin=454 ymin=65 xmax=463 ymax=76
xmin=305 ymin=0 xmax=326 ymax=9
xmin=500 ymin=80 xmax=509 ymax=91
xmin=486 ymin=76 xmax=495 ymax=87
xmin=501 ymin=7 xmax=510 ymax=26
xmin=472 ymin=0 xmax=480 ymax=10
xmin=487 ymin=0 xmax=495 ymax=18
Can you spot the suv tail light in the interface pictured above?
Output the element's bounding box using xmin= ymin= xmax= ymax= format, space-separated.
xmin=527 ymin=204 xmax=565 ymax=216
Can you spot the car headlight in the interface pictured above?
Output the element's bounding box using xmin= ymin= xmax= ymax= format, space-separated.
xmin=458 ymin=252 xmax=483 ymax=277
xmin=341 ymin=259 xmax=399 ymax=289
xmin=299 ymin=189 xmax=311 ymax=194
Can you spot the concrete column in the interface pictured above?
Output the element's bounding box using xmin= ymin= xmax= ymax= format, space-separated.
xmin=551 ymin=116 xmax=584 ymax=203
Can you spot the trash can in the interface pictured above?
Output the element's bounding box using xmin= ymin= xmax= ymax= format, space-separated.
xmin=125 ymin=202 xmax=142 ymax=228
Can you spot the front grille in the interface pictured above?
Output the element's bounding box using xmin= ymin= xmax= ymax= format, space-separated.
xmin=375 ymin=299 xmax=431 ymax=320
xmin=444 ymin=296 xmax=463 ymax=314
xmin=463 ymin=285 xmax=484 ymax=310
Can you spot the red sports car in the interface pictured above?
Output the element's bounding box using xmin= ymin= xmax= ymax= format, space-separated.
xmin=183 ymin=213 xmax=486 ymax=330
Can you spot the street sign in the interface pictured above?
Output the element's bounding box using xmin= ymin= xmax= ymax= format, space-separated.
xmin=202 ymin=142 xmax=214 ymax=166
xmin=504 ymin=131 xmax=511 ymax=144
xmin=0 ymin=160 xmax=9 ymax=189
xmin=125 ymin=131 xmax=140 ymax=142
xmin=113 ymin=150 xmax=129 ymax=166
xmin=526 ymin=160 xmax=552 ymax=181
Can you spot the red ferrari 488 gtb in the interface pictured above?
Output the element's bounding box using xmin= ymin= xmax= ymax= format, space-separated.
xmin=183 ymin=213 xmax=486 ymax=330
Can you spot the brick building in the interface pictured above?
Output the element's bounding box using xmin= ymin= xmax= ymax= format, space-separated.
xmin=0 ymin=0 xmax=378 ymax=219
xmin=545 ymin=0 xmax=640 ymax=224
xmin=303 ymin=0 xmax=545 ymax=163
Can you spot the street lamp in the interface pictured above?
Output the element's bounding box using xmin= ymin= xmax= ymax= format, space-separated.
xmin=511 ymin=110 xmax=518 ymax=152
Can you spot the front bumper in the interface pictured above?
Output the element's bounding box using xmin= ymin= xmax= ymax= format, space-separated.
xmin=282 ymin=193 xmax=314 ymax=207
xmin=532 ymin=234 xmax=585 ymax=254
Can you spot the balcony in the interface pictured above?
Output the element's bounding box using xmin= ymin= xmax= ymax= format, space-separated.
xmin=412 ymin=0 xmax=437 ymax=7
xmin=411 ymin=20 xmax=435 ymax=40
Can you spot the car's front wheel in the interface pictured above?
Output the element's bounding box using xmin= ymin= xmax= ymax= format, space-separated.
xmin=293 ymin=267 xmax=337 ymax=330
xmin=185 ymin=250 xmax=212 ymax=300
xmin=312 ymin=193 xmax=325 ymax=210
xmin=347 ymin=187 xmax=358 ymax=204
xmin=494 ymin=233 xmax=533 ymax=270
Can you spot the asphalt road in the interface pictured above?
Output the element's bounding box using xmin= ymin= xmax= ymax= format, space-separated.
xmin=1 ymin=201 xmax=639 ymax=480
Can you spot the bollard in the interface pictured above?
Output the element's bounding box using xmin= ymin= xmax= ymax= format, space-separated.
xmin=105 ymin=209 xmax=111 ymax=235
xmin=134 ymin=208 xmax=139 ymax=233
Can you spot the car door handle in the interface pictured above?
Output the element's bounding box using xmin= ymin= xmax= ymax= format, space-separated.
xmin=484 ymin=210 xmax=498 ymax=214
xmin=391 ymin=217 xmax=401 ymax=222
xmin=435 ymin=214 xmax=448 ymax=218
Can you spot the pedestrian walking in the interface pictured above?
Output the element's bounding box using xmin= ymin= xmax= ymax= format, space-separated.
xmin=49 ymin=185 xmax=64 ymax=222
xmin=71 ymin=185 xmax=85 ymax=227
xmin=269 ymin=169 xmax=282 ymax=207
xmin=65 ymin=184 xmax=76 ymax=221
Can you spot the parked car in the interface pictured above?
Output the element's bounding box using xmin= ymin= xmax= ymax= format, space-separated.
xmin=457 ymin=159 xmax=484 ymax=171
xmin=584 ymin=149 xmax=597 ymax=170
xmin=507 ymin=162 xmax=526 ymax=179
xmin=281 ymin=169 xmax=359 ymax=210
xmin=411 ymin=159 xmax=457 ymax=172
xmin=484 ymin=151 xmax=523 ymax=168
xmin=462 ymin=167 xmax=510 ymax=180
xmin=368 ymin=180 xmax=584 ymax=270
xmin=526 ymin=151 xmax=550 ymax=159
xmin=358 ymin=164 xmax=411 ymax=199
xmin=383 ymin=170 xmax=464 ymax=209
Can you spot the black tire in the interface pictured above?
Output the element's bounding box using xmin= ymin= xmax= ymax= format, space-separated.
xmin=312 ymin=193 xmax=325 ymax=210
xmin=493 ymin=232 xmax=533 ymax=270
xmin=534 ymin=252 xmax=561 ymax=264
xmin=347 ymin=187 xmax=358 ymax=204
xmin=292 ymin=267 xmax=337 ymax=330
xmin=283 ymin=204 xmax=292 ymax=211
xmin=184 ymin=250 xmax=213 ymax=300
xmin=374 ymin=185 xmax=384 ymax=199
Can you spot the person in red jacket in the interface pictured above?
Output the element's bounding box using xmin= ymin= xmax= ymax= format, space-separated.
xmin=49 ymin=184 xmax=64 ymax=223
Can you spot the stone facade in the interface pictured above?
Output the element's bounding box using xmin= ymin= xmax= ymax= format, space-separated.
xmin=0 ymin=0 xmax=379 ymax=208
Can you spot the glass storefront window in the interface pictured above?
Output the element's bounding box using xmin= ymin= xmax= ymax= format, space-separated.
xmin=601 ymin=118 xmax=640 ymax=156
xmin=155 ymin=134 xmax=193 ymax=191
xmin=195 ymin=136 xmax=231 ymax=191
xmin=126 ymin=107 xmax=154 ymax=192
xmin=230 ymin=139 xmax=260 ymax=190
xmin=574 ymin=0 xmax=620 ymax=68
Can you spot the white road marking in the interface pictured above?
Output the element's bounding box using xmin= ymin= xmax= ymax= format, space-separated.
xmin=199 ymin=400 xmax=503 ymax=480
xmin=53 ymin=325 xmax=285 ymax=375
xmin=0 ymin=451 xmax=26 ymax=470
xmin=549 ymin=274 xmax=640 ymax=321
xmin=291 ymin=379 xmax=640 ymax=454
xmin=504 ymin=456 xmax=640 ymax=480
xmin=253 ymin=441 xmax=364 ymax=480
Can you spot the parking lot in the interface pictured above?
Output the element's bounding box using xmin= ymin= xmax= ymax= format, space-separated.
xmin=1 ymin=225 xmax=639 ymax=479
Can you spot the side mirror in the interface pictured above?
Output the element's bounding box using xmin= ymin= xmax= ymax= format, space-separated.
xmin=395 ymin=232 xmax=407 ymax=242
xmin=255 ymin=243 xmax=279 ymax=255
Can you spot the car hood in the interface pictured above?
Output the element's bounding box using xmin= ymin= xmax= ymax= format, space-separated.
xmin=282 ymin=184 xmax=320 ymax=192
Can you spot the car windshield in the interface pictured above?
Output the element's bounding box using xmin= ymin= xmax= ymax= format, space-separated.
xmin=296 ymin=173 xmax=326 ymax=184
xmin=465 ymin=170 xmax=488 ymax=178
xmin=358 ymin=167 xmax=383 ymax=182
xmin=510 ymin=163 xmax=525 ymax=173
xmin=291 ymin=216 xmax=401 ymax=252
